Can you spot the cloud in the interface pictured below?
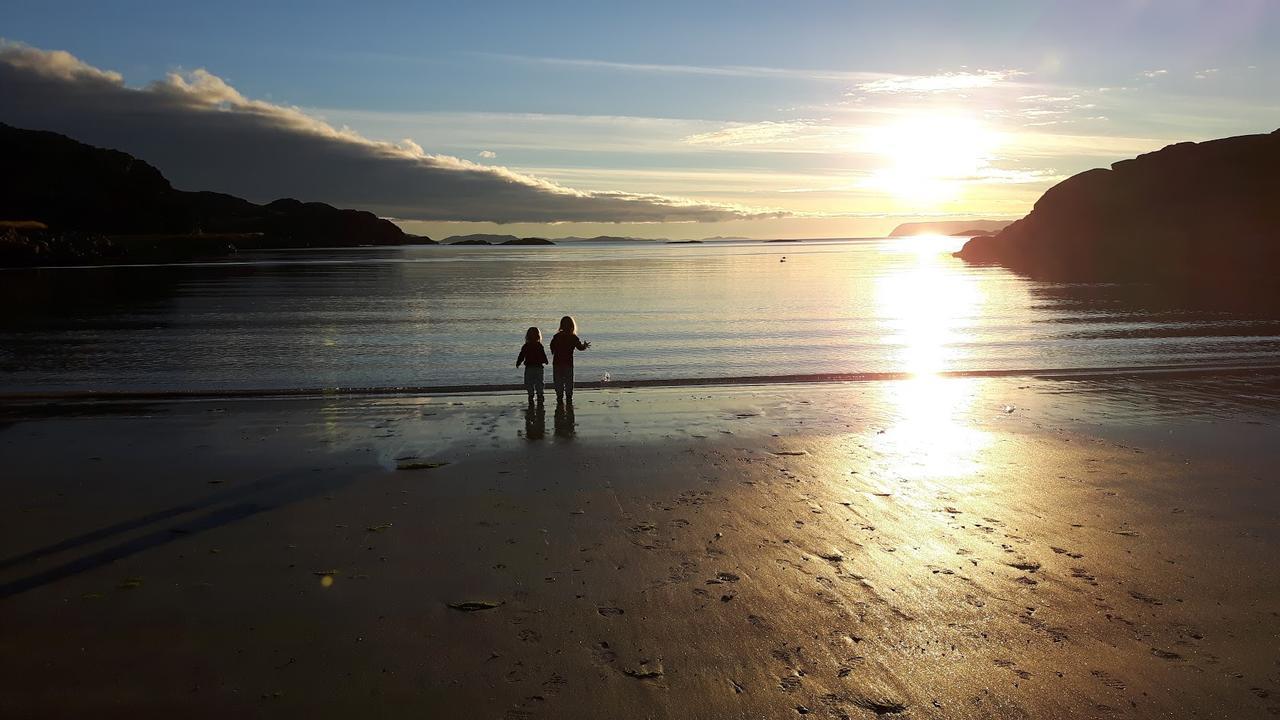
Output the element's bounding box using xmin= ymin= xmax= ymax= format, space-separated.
xmin=1139 ymin=69 xmax=1168 ymax=79
xmin=853 ymin=70 xmax=1023 ymax=94
xmin=0 ymin=41 xmax=782 ymax=224
xmin=682 ymin=120 xmax=824 ymax=147
xmin=477 ymin=149 xmax=496 ymax=159
xmin=486 ymin=53 xmax=1036 ymax=97
xmin=477 ymin=52 xmax=889 ymax=82
xmin=1004 ymin=93 xmax=1102 ymax=126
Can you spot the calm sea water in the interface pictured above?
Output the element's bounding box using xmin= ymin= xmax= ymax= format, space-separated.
xmin=3 ymin=238 xmax=1280 ymax=394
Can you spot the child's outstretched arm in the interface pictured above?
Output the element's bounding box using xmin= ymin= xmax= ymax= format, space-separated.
xmin=577 ymin=338 xmax=591 ymax=351
xmin=516 ymin=346 xmax=527 ymax=367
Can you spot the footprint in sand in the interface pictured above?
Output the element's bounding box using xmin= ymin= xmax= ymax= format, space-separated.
xmin=1128 ymin=589 xmax=1163 ymax=605
xmin=1071 ymin=567 xmax=1099 ymax=586
xmin=1176 ymin=625 xmax=1205 ymax=641
xmin=591 ymin=641 xmax=617 ymax=665
xmin=849 ymin=695 xmax=908 ymax=715
xmin=1150 ymin=647 xmax=1183 ymax=661
xmin=995 ymin=659 xmax=1032 ymax=679
xmin=666 ymin=559 xmax=698 ymax=583
xmin=623 ymin=660 xmax=665 ymax=680
xmin=540 ymin=674 xmax=567 ymax=695
xmin=1091 ymin=669 xmax=1127 ymax=690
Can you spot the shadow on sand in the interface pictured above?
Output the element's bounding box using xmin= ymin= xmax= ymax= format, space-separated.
xmin=0 ymin=466 xmax=360 ymax=599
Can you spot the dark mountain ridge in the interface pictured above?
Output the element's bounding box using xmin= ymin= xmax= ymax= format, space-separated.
xmin=0 ymin=123 xmax=431 ymax=265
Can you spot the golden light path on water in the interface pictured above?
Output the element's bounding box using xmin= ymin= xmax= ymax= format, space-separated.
xmin=872 ymin=235 xmax=990 ymax=481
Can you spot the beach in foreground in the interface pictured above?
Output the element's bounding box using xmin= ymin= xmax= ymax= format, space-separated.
xmin=2 ymin=374 xmax=1278 ymax=719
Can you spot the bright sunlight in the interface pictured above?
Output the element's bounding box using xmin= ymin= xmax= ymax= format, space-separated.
xmin=864 ymin=114 xmax=1001 ymax=207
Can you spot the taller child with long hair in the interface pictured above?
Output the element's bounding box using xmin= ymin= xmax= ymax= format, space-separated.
xmin=548 ymin=315 xmax=590 ymax=404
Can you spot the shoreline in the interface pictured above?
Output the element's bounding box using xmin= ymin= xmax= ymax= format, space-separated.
xmin=3 ymin=361 xmax=1279 ymax=405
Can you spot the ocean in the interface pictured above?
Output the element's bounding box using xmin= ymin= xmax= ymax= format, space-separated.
xmin=3 ymin=237 xmax=1280 ymax=394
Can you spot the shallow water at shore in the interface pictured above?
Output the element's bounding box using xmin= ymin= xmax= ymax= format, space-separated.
xmin=4 ymin=238 xmax=1280 ymax=393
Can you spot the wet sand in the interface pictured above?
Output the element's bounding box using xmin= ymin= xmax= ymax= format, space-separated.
xmin=2 ymin=376 xmax=1279 ymax=718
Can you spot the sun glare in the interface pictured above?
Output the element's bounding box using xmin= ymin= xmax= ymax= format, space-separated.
xmin=864 ymin=114 xmax=1000 ymax=207
xmin=870 ymin=240 xmax=991 ymax=479
xmin=876 ymin=240 xmax=982 ymax=375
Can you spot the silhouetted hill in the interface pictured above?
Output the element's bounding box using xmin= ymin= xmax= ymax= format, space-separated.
xmin=553 ymin=235 xmax=649 ymax=243
xmin=890 ymin=219 xmax=1011 ymax=237
xmin=0 ymin=123 xmax=428 ymax=265
xmin=956 ymin=129 xmax=1280 ymax=297
xmin=444 ymin=234 xmax=514 ymax=244
xmin=443 ymin=234 xmax=556 ymax=245
xmin=0 ymin=123 xmax=185 ymax=234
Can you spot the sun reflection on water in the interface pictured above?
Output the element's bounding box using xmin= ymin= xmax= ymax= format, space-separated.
xmin=872 ymin=237 xmax=989 ymax=479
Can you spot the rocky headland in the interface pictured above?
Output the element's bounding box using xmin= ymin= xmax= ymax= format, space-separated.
xmin=0 ymin=123 xmax=431 ymax=266
xmin=956 ymin=129 xmax=1280 ymax=299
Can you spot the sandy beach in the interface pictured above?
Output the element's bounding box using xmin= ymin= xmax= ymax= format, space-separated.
xmin=2 ymin=373 xmax=1279 ymax=719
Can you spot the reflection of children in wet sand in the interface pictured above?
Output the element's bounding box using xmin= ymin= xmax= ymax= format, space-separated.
xmin=553 ymin=404 xmax=575 ymax=439
xmin=523 ymin=402 xmax=546 ymax=441
xmin=549 ymin=315 xmax=590 ymax=405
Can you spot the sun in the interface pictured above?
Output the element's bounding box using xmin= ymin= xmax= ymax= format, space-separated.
xmin=864 ymin=114 xmax=1000 ymax=207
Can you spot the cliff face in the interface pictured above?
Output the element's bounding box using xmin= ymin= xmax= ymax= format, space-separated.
xmin=0 ymin=123 xmax=420 ymax=253
xmin=956 ymin=129 xmax=1280 ymax=289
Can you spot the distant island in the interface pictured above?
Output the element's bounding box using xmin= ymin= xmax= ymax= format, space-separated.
xmin=665 ymin=239 xmax=703 ymax=244
xmin=444 ymin=234 xmax=556 ymax=246
xmin=890 ymin=219 xmax=1011 ymax=237
xmin=0 ymin=123 xmax=431 ymax=266
xmin=956 ymin=128 xmax=1280 ymax=297
xmin=552 ymin=235 xmax=651 ymax=243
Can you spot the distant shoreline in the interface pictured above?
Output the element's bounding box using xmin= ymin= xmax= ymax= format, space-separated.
xmin=4 ymin=362 xmax=1275 ymax=405
xmin=1 ymin=236 xmax=910 ymax=270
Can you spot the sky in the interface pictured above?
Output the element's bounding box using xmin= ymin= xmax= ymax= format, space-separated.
xmin=1 ymin=0 xmax=1277 ymax=239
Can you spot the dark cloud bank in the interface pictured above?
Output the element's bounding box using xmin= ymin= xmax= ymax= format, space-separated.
xmin=0 ymin=42 xmax=780 ymax=224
